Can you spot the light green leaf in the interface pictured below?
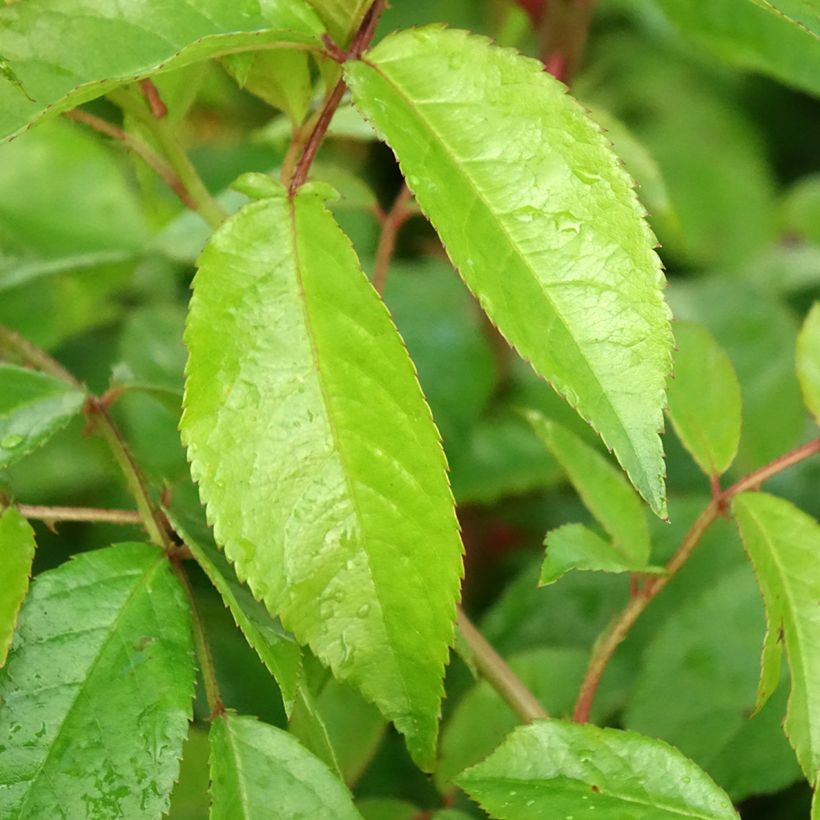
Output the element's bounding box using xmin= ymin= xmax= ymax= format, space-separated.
xmin=0 ymin=364 xmax=85 ymax=469
xmin=167 ymin=505 xmax=302 ymax=717
xmin=209 ymin=713 xmax=362 ymax=820
xmin=182 ymin=183 xmax=462 ymax=770
xmin=0 ymin=507 xmax=35 ymax=667
xmin=0 ymin=0 xmax=325 ymax=142
xmin=656 ymin=0 xmax=820 ymax=96
xmin=797 ymin=302 xmax=820 ymax=421
xmin=0 ymin=543 xmax=195 ymax=818
xmin=732 ymin=492 xmax=820 ymax=783
xmin=528 ymin=413 xmax=651 ymax=556
xmin=306 ymin=0 xmax=370 ymax=47
xmin=540 ymin=522 xmax=661 ymax=586
xmin=345 ymin=27 xmax=673 ymax=517
xmin=456 ymin=721 xmax=738 ymax=820
xmin=667 ymin=321 xmax=742 ymax=476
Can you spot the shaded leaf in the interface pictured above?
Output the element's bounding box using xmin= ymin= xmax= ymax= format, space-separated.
xmin=0 ymin=543 xmax=195 ymax=818
xmin=0 ymin=364 xmax=85 ymax=469
xmin=667 ymin=321 xmax=742 ymax=477
xmin=0 ymin=0 xmax=324 ymax=142
xmin=0 ymin=507 xmax=35 ymax=667
xmin=209 ymin=712 xmax=362 ymax=820
xmin=797 ymin=302 xmax=820 ymax=421
xmin=732 ymin=492 xmax=820 ymax=783
xmin=456 ymin=721 xmax=738 ymax=819
xmin=306 ymin=0 xmax=370 ymax=47
xmin=346 ymin=27 xmax=673 ymax=517
xmin=182 ymin=183 xmax=462 ymax=770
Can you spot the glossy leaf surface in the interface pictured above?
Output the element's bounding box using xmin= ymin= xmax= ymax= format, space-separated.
xmin=182 ymin=183 xmax=462 ymax=770
xmin=0 ymin=507 xmax=35 ymax=667
xmin=656 ymin=0 xmax=820 ymax=96
xmin=456 ymin=721 xmax=738 ymax=819
xmin=346 ymin=27 xmax=673 ymax=517
xmin=0 ymin=0 xmax=324 ymax=141
xmin=0 ymin=543 xmax=194 ymax=818
xmin=797 ymin=302 xmax=820 ymax=421
xmin=0 ymin=364 xmax=85 ymax=469
xmin=209 ymin=713 xmax=362 ymax=820
xmin=732 ymin=492 xmax=820 ymax=782
xmin=666 ymin=321 xmax=742 ymax=476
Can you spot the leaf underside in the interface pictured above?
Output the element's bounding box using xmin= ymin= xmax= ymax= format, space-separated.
xmin=345 ymin=26 xmax=673 ymax=517
xmin=182 ymin=183 xmax=462 ymax=770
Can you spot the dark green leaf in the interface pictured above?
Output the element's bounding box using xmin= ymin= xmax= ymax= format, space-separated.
xmin=209 ymin=712 xmax=362 ymax=820
xmin=0 ymin=543 xmax=195 ymax=818
xmin=346 ymin=27 xmax=673 ymax=517
xmin=0 ymin=507 xmax=35 ymax=667
xmin=182 ymin=182 xmax=462 ymax=770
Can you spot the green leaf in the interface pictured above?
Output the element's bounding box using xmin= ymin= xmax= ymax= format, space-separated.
xmin=625 ymin=566 xmax=800 ymax=801
xmin=306 ymin=0 xmax=370 ymax=47
xmin=732 ymin=492 xmax=820 ymax=783
xmin=167 ymin=505 xmax=302 ymax=717
xmin=656 ymin=0 xmax=820 ymax=96
xmin=540 ymin=522 xmax=661 ymax=586
xmin=456 ymin=721 xmax=738 ymax=820
xmin=0 ymin=364 xmax=85 ymax=469
xmin=0 ymin=507 xmax=35 ymax=667
xmin=209 ymin=712 xmax=362 ymax=820
xmin=345 ymin=27 xmax=673 ymax=517
xmin=666 ymin=321 xmax=742 ymax=477
xmin=0 ymin=543 xmax=195 ymax=818
xmin=528 ymin=413 xmax=651 ymax=555
xmin=797 ymin=302 xmax=820 ymax=421
xmin=182 ymin=182 xmax=462 ymax=770
xmin=0 ymin=0 xmax=325 ymax=142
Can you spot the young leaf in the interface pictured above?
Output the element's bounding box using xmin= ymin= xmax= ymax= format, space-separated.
xmin=345 ymin=27 xmax=673 ymax=517
xmin=797 ymin=302 xmax=820 ymax=421
xmin=0 ymin=364 xmax=85 ymax=469
xmin=167 ymin=505 xmax=302 ymax=717
xmin=666 ymin=321 xmax=742 ymax=477
xmin=209 ymin=713 xmax=362 ymax=820
xmin=732 ymin=492 xmax=820 ymax=783
xmin=182 ymin=183 xmax=463 ymax=770
xmin=0 ymin=543 xmax=195 ymax=818
xmin=0 ymin=507 xmax=35 ymax=667
xmin=656 ymin=0 xmax=820 ymax=97
xmin=528 ymin=413 xmax=651 ymax=558
xmin=0 ymin=0 xmax=325 ymax=141
xmin=455 ymin=721 xmax=739 ymax=819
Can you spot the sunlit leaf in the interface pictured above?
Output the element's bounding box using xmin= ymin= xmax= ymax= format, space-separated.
xmin=797 ymin=302 xmax=820 ymax=421
xmin=346 ymin=27 xmax=673 ymax=517
xmin=0 ymin=543 xmax=195 ymax=817
xmin=0 ymin=507 xmax=35 ymax=667
xmin=666 ymin=321 xmax=742 ymax=476
xmin=732 ymin=492 xmax=820 ymax=783
xmin=182 ymin=182 xmax=462 ymax=770
xmin=209 ymin=712 xmax=362 ymax=820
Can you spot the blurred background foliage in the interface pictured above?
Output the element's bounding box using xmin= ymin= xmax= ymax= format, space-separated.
xmin=0 ymin=0 xmax=817 ymax=817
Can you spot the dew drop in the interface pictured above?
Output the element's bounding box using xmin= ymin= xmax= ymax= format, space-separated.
xmin=356 ymin=604 xmax=370 ymax=618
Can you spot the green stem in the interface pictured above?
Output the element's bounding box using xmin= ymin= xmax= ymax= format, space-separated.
xmin=108 ymin=87 xmax=226 ymax=229
xmin=456 ymin=607 xmax=548 ymax=723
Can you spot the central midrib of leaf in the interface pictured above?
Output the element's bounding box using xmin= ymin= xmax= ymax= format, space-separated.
xmin=358 ymin=56 xmax=653 ymax=501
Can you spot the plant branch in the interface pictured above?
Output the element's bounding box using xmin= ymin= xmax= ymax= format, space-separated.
xmin=538 ymin=0 xmax=597 ymax=85
xmin=573 ymin=435 xmax=820 ymax=722
xmin=0 ymin=326 xmax=79 ymax=384
xmin=456 ymin=606 xmax=548 ymax=723
xmin=108 ymin=87 xmax=226 ymax=229
xmin=372 ymin=184 xmax=413 ymax=294
xmin=16 ymin=504 xmax=142 ymax=526
xmin=287 ymin=0 xmax=386 ymax=195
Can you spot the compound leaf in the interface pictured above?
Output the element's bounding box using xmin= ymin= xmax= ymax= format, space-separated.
xmin=732 ymin=492 xmax=820 ymax=783
xmin=456 ymin=720 xmax=738 ymax=819
xmin=0 ymin=364 xmax=85 ymax=469
xmin=0 ymin=0 xmax=325 ymax=141
xmin=666 ymin=321 xmax=742 ymax=477
xmin=209 ymin=713 xmax=362 ymax=820
xmin=0 ymin=543 xmax=195 ymax=818
xmin=345 ymin=27 xmax=673 ymax=517
xmin=182 ymin=183 xmax=462 ymax=771
xmin=0 ymin=507 xmax=35 ymax=667
xmin=797 ymin=302 xmax=820 ymax=421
